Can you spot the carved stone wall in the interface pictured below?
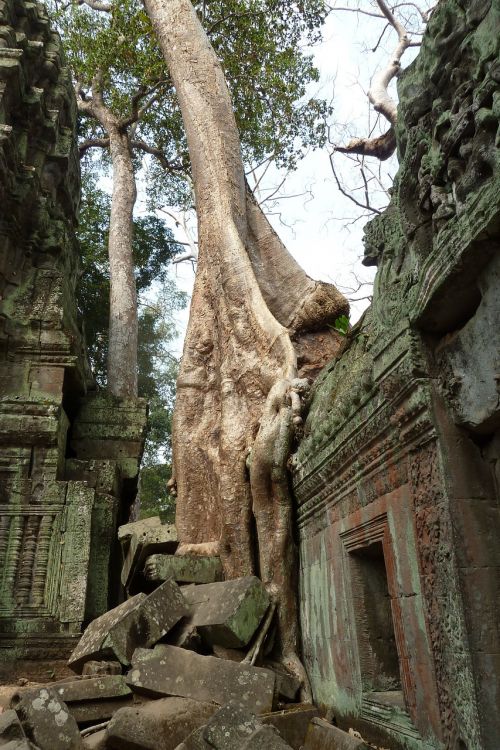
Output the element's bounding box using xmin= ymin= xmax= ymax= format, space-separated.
xmin=0 ymin=0 xmax=147 ymax=665
xmin=293 ymin=2 xmax=500 ymax=749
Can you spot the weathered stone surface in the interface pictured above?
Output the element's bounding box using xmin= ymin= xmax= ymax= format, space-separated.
xmin=264 ymin=664 xmax=301 ymax=701
xmin=82 ymin=661 xmax=122 ymax=677
xmin=0 ymin=0 xmax=147 ymax=660
xmin=0 ymin=709 xmax=28 ymax=745
xmin=292 ymin=2 xmax=500 ymax=749
xmin=144 ymin=555 xmax=222 ymax=585
xmin=69 ymin=580 xmax=188 ymax=671
xmin=128 ymin=645 xmax=275 ymax=714
xmin=121 ymin=524 xmax=178 ymax=588
xmin=82 ymin=730 xmax=107 ymax=750
xmin=262 ymin=705 xmax=320 ymax=749
xmin=105 ymin=697 xmax=217 ymax=750
xmin=303 ymin=719 xmax=369 ymax=750
xmin=118 ymin=517 xmax=163 ymax=546
xmin=10 ymin=687 xmax=83 ymax=749
xmin=55 ymin=676 xmax=131 ymax=703
xmin=180 ymin=577 xmax=270 ymax=648
xmin=178 ymin=704 xmax=293 ymax=750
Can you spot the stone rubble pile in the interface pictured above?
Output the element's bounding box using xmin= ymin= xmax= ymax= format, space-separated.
xmin=1 ymin=517 xmax=367 ymax=750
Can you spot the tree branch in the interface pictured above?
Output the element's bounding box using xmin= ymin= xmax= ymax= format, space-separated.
xmin=130 ymin=139 xmax=183 ymax=172
xmin=79 ymin=136 xmax=110 ymax=156
xmin=334 ymin=126 xmax=396 ymax=160
xmin=329 ymin=153 xmax=381 ymax=215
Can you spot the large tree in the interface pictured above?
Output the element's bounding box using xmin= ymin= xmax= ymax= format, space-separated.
xmin=51 ymin=0 xmax=331 ymax=396
xmin=143 ymin=0 xmax=349 ymax=693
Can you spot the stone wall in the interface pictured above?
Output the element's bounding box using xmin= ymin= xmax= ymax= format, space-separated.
xmin=293 ymin=2 xmax=500 ymax=749
xmin=0 ymin=0 xmax=147 ymax=664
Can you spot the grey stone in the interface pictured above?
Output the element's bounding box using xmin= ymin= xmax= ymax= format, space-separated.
xmin=82 ymin=661 xmax=122 ymax=677
xmin=82 ymin=729 xmax=107 ymax=749
xmin=179 ymin=576 xmax=270 ymax=648
xmin=144 ymin=554 xmax=222 ymax=585
xmin=127 ymin=645 xmax=275 ymax=714
xmin=10 ymin=687 xmax=83 ymax=749
xmin=121 ymin=524 xmax=178 ymax=588
xmin=68 ymin=579 xmax=188 ymax=672
xmin=55 ymin=676 xmax=131 ymax=703
xmin=0 ymin=709 xmax=28 ymax=744
xmin=178 ymin=704 xmax=294 ymax=750
xmin=118 ymin=517 xmax=162 ymax=546
xmin=105 ymin=697 xmax=217 ymax=750
xmin=262 ymin=705 xmax=321 ymax=749
xmin=264 ymin=663 xmax=301 ymax=701
xmin=53 ymin=676 xmax=133 ymax=724
xmin=303 ymin=719 xmax=370 ymax=750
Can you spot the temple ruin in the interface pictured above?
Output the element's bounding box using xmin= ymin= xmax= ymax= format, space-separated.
xmin=0 ymin=1 xmax=499 ymax=749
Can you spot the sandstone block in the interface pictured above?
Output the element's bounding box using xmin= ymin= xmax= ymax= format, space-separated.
xmin=68 ymin=579 xmax=188 ymax=672
xmin=10 ymin=687 xmax=83 ymax=749
xmin=105 ymin=697 xmax=217 ymax=750
xmin=303 ymin=719 xmax=370 ymax=750
xmin=121 ymin=523 xmax=178 ymax=588
xmin=178 ymin=704 xmax=293 ymax=750
xmin=82 ymin=661 xmax=122 ymax=677
xmin=82 ymin=729 xmax=107 ymax=749
xmin=144 ymin=554 xmax=222 ymax=585
xmin=54 ymin=676 xmax=133 ymax=723
xmin=0 ymin=709 xmax=29 ymax=746
xmin=127 ymin=645 xmax=275 ymax=714
xmin=262 ymin=705 xmax=320 ymax=749
xmin=180 ymin=576 xmax=270 ymax=648
xmin=118 ymin=517 xmax=162 ymax=546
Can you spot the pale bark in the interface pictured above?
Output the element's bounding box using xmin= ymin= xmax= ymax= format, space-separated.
xmin=76 ymin=78 xmax=138 ymax=397
xmin=143 ymin=0 xmax=348 ymax=693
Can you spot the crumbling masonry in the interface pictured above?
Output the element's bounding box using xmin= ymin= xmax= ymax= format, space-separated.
xmin=0 ymin=0 xmax=146 ymax=663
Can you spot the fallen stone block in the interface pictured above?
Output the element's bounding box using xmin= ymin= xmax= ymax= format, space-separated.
xmin=178 ymin=704 xmax=293 ymax=750
xmin=105 ymin=697 xmax=217 ymax=750
xmin=179 ymin=576 xmax=270 ymax=648
xmin=264 ymin=663 xmax=301 ymax=702
xmin=262 ymin=705 xmax=321 ymax=749
xmin=127 ymin=645 xmax=275 ymax=714
xmin=82 ymin=661 xmax=122 ymax=677
xmin=121 ymin=523 xmax=177 ymax=588
xmin=68 ymin=579 xmax=188 ymax=672
xmin=0 ymin=709 xmax=31 ymax=747
xmin=144 ymin=554 xmax=222 ymax=585
xmin=54 ymin=676 xmax=133 ymax=724
xmin=118 ymin=516 xmax=163 ymax=547
xmin=303 ymin=719 xmax=370 ymax=750
xmin=10 ymin=687 xmax=83 ymax=749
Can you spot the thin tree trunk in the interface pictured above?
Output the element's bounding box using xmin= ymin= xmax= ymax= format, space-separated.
xmin=144 ymin=0 xmax=348 ymax=694
xmin=107 ymin=128 xmax=138 ymax=397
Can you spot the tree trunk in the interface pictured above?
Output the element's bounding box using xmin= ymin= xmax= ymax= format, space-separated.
xmin=106 ymin=127 xmax=138 ymax=397
xmin=144 ymin=0 xmax=348 ymax=692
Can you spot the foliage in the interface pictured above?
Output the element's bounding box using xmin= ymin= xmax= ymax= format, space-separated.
xmin=332 ymin=314 xmax=349 ymax=335
xmin=139 ymin=464 xmax=176 ymax=524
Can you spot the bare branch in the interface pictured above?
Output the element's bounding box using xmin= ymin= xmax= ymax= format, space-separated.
xmin=130 ymin=139 xmax=184 ymax=173
xmin=329 ymin=154 xmax=381 ymax=216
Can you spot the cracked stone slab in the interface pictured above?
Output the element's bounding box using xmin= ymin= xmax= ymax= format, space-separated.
xmin=52 ymin=675 xmax=134 ymax=723
xmin=144 ymin=554 xmax=222 ymax=585
xmin=178 ymin=576 xmax=270 ymax=648
xmin=105 ymin=696 xmax=217 ymax=750
xmin=127 ymin=644 xmax=275 ymax=714
xmin=10 ymin=687 xmax=83 ymax=749
xmin=303 ymin=719 xmax=370 ymax=750
xmin=68 ymin=579 xmax=188 ymax=672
